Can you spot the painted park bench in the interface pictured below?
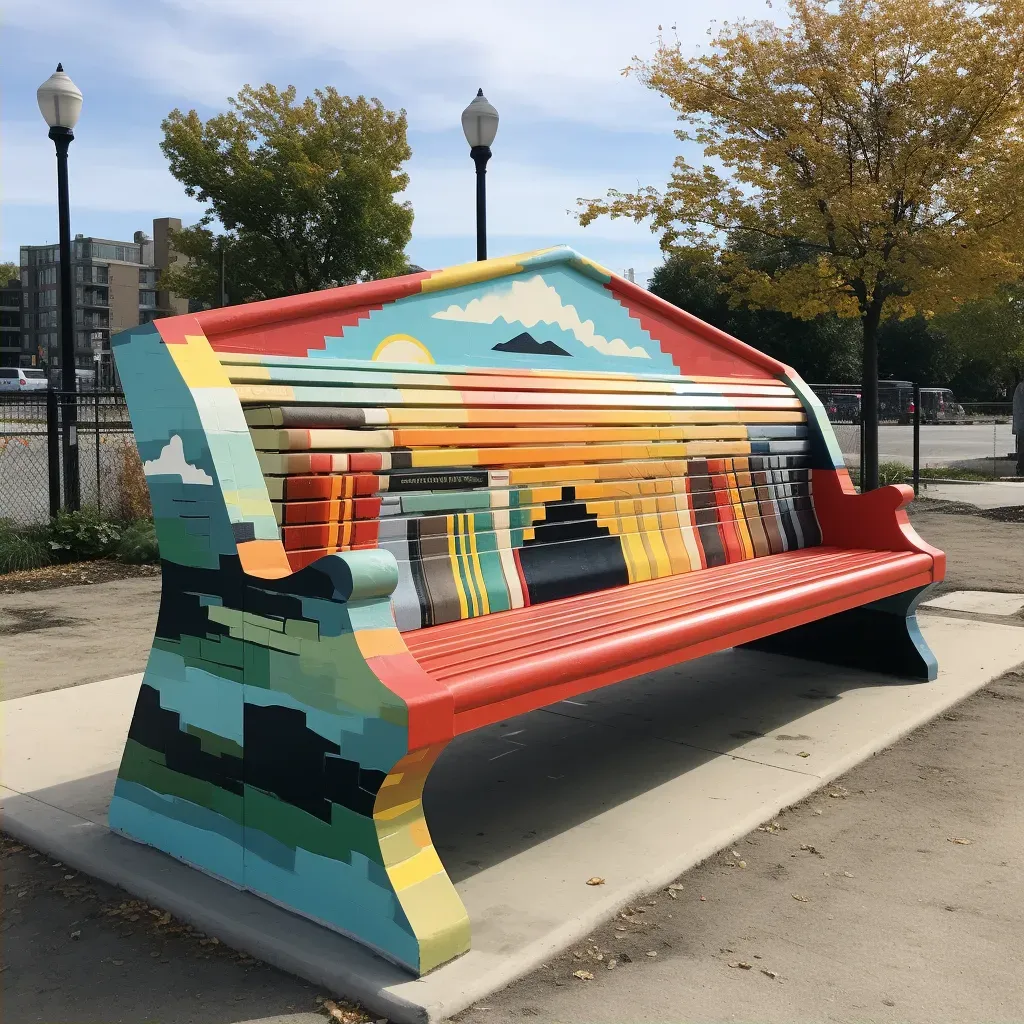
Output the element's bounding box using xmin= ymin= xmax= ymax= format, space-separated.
xmin=110 ymin=246 xmax=944 ymax=975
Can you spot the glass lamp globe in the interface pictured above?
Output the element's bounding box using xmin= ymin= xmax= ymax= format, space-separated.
xmin=37 ymin=64 xmax=83 ymax=131
xmin=461 ymin=89 xmax=499 ymax=149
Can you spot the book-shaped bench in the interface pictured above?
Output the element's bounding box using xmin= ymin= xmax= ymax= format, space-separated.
xmin=109 ymin=246 xmax=944 ymax=975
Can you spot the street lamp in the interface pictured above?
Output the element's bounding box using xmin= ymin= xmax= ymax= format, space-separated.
xmin=461 ymin=89 xmax=499 ymax=261
xmin=37 ymin=63 xmax=82 ymax=511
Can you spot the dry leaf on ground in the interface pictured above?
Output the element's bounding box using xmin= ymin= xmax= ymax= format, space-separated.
xmin=572 ymin=970 xmax=594 ymax=981
xmin=728 ymin=961 xmax=753 ymax=969
xmin=792 ymin=894 xmax=810 ymax=903
xmin=947 ymin=837 xmax=973 ymax=845
xmin=586 ymin=876 xmax=605 ymax=886
xmin=761 ymin=968 xmax=779 ymax=979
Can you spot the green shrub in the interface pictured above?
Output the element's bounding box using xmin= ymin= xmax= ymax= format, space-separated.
xmin=47 ymin=507 xmax=122 ymax=561
xmin=114 ymin=519 xmax=159 ymax=564
xmin=878 ymin=461 xmax=912 ymax=486
xmin=0 ymin=519 xmax=52 ymax=573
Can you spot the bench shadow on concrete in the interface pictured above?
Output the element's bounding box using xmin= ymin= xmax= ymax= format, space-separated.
xmin=427 ymin=646 xmax=903 ymax=882
xmin=19 ymin=648 xmax=904 ymax=892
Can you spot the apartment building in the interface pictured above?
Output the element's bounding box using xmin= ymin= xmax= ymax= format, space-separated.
xmin=18 ymin=216 xmax=187 ymax=373
xmin=1 ymin=277 xmax=22 ymax=368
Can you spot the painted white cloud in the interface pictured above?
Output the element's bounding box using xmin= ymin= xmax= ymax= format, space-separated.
xmin=143 ymin=434 xmax=214 ymax=484
xmin=432 ymin=274 xmax=649 ymax=358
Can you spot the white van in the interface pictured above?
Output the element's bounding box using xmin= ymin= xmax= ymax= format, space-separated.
xmin=0 ymin=367 xmax=49 ymax=392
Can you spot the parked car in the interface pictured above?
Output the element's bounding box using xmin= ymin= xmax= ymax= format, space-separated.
xmin=919 ymin=387 xmax=963 ymax=422
xmin=0 ymin=366 xmax=49 ymax=392
xmin=826 ymin=392 xmax=861 ymax=423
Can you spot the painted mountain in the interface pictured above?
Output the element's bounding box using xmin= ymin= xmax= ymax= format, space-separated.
xmin=492 ymin=332 xmax=571 ymax=357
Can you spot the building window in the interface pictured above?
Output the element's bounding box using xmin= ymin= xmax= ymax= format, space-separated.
xmin=20 ymin=249 xmax=28 ymax=267
xmin=20 ymin=270 xmax=28 ymax=287
xmin=76 ymin=309 xmax=84 ymax=325
xmin=139 ymin=290 xmax=157 ymax=307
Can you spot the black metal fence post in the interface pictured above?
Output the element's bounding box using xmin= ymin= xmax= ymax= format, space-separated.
xmin=859 ymin=416 xmax=866 ymax=492
xmin=912 ymin=382 xmax=921 ymax=497
xmin=95 ymin=388 xmax=102 ymax=511
xmin=46 ymin=387 xmax=61 ymax=517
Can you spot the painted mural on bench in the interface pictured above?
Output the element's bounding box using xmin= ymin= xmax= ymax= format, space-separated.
xmin=108 ymin=245 xmax=941 ymax=979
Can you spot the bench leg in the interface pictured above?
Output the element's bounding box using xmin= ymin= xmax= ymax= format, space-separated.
xmin=373 ymin=742 xmax=471 ymax=974
xmin=742 ymin=586 xmax=937 ymax=681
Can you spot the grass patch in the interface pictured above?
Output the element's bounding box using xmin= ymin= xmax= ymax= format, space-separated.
xmin=851 ymin=463 xmax=998 ymax=487
xmin=918 ymin=466 xmax=998 ymax=481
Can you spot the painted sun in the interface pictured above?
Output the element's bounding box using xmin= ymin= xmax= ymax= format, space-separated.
xmin=371 ymin=334 xmax=434 ymax=364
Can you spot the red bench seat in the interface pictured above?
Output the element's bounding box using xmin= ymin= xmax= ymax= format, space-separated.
xmin=407 ymin=546 xmax=934 ymax=730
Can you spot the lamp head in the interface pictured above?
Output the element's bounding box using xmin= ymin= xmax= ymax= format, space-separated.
xmin=461 ymin=88 xmax=498 ymax=149
xmin=37 ymin=64 xmax=83 ymax=130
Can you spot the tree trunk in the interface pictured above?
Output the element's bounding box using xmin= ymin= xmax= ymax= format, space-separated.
xmin=861 ymin=304 xmax=882 ymax=491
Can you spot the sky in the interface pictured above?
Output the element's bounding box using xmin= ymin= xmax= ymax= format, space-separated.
xmin=1 ymin=0 xmax=772 ymax=284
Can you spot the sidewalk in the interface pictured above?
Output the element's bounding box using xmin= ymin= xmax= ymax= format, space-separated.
xmin=4 ymin=607 xmax=1024 ymax=1023
xmin=918 ymin=478 xmax=1024 ymax=509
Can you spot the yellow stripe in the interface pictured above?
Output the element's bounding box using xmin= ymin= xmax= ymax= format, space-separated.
xmin=446 ymin=517 xmax=470 ymax=619
xmin=641 ymin=513 xmax=673 ymax=578
xmin=458 ymin=515 xmax=481 ymax=617
xmin=732 ymin=478 xmax=756 ymax=560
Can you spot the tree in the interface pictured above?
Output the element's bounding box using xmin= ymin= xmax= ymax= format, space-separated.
xmin=936 ymin=284 xmax=1024 ymax=392
xmin=0 ymin=262 xmax=19 ymax=285
xmin=580 ymin=0 xmax=1024 ymax=488
xmin=160 ymin=84 xmax=413 ymax=305
xmin=650 ymin=252 xmax=860 ymax=382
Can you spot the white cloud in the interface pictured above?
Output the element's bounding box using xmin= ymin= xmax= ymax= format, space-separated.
xmin=143 ymin=434 xmax=213 ymax=484
xmin=432 ymin=274 xmax=649 ymax=358
xmin=5 ymin=0 xmax=768 ymax=132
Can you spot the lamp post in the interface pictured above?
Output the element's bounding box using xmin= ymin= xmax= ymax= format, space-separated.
xmin=461 ymin=89 xmax=499 ymax=261
xmin=37 ymin=63 xmax=83 ymax=512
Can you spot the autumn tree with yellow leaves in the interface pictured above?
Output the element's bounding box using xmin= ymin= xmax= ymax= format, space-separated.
xmin=580 ymin=0 xmax=1024 ymax=488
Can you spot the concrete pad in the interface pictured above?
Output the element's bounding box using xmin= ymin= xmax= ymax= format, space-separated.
xmin=922 ymin=590 xmax=1024 ymax=617
xmin=3 ymin=614 xmax=1024 ymax=1024
xmin=919 ymin=479 xmax=1024 ymax=508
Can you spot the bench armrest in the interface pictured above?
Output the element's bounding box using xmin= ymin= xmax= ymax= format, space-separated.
xmin=812 ymin=469 xmax=946 ymax=579
xmin=246 ymin=548 xmax=400 ymax=602
xmin=241 ymin=547 xmax=455 ymax=748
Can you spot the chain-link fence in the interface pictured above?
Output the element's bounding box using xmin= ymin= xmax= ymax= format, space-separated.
xmin=0 ymin=390 xmax=148 ymax=525
xmin=811 ymin=383 xmax=1019 ymax=482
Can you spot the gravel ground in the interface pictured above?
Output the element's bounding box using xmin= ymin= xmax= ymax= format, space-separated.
xmin=0 ymin=559 xmax=159 ymax=596
xmin=0 ymin=837 xmax=367 ymax=1023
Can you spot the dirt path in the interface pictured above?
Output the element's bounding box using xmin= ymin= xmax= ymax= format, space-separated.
xmin=908 ymin=505 xmax=1024 ymax=595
